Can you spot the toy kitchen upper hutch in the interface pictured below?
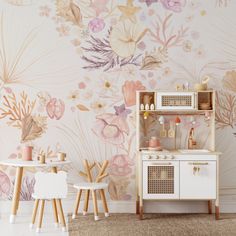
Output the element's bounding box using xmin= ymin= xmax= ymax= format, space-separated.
xmin=136 ymin=90 xmax=221 ymax=220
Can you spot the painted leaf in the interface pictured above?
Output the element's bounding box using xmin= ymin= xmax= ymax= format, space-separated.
xmin=76 ymin=104 xmax=89 ymax=111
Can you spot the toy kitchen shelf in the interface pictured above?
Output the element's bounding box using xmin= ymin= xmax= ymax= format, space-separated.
xmin=135 ymin=90 xmax=221 ymax=220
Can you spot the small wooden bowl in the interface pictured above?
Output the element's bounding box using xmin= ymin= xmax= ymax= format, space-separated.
xmin=194 ymin=83 xmax=207 ymax=91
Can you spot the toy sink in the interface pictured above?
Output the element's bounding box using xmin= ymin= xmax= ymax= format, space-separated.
xmin=178 ymin=149 xmax=210 ymax=153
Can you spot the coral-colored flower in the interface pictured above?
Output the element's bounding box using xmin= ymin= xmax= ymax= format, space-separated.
xmin=0 ymin=171 xmax=11 ymax=199
xmin=88 ymin=18 xmax=105 ymax=33
xmin=160 ymin=0 xmax=186 ymax=12
xmin=56 ymin=24 xmax=70 ymax=36
xmin=46 ymin=98 xmax=65 ymax=120
xmin=92 ymin=105 xmax=130 ymax=145
xmin=122 ymin=80 xmax=146 ymax=107
xmin=78 ymin=82 xmax=86 ymax=89
xmin=109 ymin=154 xmax=134 ymax=176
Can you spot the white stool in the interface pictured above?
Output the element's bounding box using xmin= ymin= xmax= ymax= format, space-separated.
xmin=72 ymin=182 xmax=109 ymax=221
xmin=30 ymin=171 xmax=68 ymax=233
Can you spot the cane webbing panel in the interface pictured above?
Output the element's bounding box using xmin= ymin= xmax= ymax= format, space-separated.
xmin=148 ymin=166 xmax=174 ymax=194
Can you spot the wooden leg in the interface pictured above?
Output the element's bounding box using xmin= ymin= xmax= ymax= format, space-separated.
xmin=208 ymin=200 xmax=212 ymax=214
xmin=136 ymin=196 xmax=140 ymax=214
xmin=83 ymin=190 xmax=90 ymax=215
xmin=36 ymin=200 xmax=45 ymax=233
xmin=215 ymin=205 xmax=220 ymax=220
xmin=56 ymin=199 xmax=67 ymax=231
xmin=91 ymin=190 xmax=99 ymax=221
xmin=99 ymin=189 xmax=109 ymax=217
xmin=10 ymin=167 xmax=24 ymax=223
xmin=30 ymin=199 xmax=39 ymax=228
xmin=52 ymin=199 xmax=59 ymax=227
xmin=139 ymin=198 xmax=143 ymax=220
xmin=72 ymin=190 xmax=82 ymax=219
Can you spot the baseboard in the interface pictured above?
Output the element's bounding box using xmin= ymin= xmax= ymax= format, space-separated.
xmin=1 ymin=196 xmax=236 ymax=215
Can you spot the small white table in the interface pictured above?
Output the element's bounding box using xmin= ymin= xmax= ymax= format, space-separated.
xmin=0 ymin=159 xmax=71 ymax=223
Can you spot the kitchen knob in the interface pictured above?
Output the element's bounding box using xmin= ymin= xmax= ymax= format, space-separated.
xmin=164 ymin=156 xmax=167 ymax=159
xmin=148 ymin=155 xmax=152 ymax=159
xmin=156 ymin=155 xmax=159 ymax=159
xmin=171 ymin=155 xmax=175 ymax=159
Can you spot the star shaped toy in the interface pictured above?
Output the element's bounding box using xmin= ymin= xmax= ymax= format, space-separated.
xmin=118 ymin=0 xmax=141 ymax=23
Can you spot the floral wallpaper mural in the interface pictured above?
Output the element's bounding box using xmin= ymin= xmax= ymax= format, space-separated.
xmin=0 ymin=0 xmax=236 ymax=203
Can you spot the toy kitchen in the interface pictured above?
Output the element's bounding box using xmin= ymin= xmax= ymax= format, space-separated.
xmin=135 ymin=90 xmax=221 ymax=220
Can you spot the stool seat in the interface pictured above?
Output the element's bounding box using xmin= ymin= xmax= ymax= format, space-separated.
xmin=73 ymin=182 xmax=108 ymax=190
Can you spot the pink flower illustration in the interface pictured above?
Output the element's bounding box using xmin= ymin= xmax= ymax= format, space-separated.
xmin=92 ymin=105 xmax=131 ymax=145
xmin=160 ymin=0 xmax=186 ymax=12
xmin=88 ymin=18 xmax=105 ymax=33
xmin=122 ymin=80 xmax=146 ymax=107
xmin=0 ymin=171 xmax=11 ymax=199
xmin=92 ymin=114 xmax=127 ymax=145
xmin=46 ymin=98 xmax=65 ymax=120
xmin=109 ymin=154 xmax=134 ymax=176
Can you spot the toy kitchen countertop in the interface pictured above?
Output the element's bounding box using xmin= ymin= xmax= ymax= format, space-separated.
xmin=140 ymin=149 xmax=221 ymax=160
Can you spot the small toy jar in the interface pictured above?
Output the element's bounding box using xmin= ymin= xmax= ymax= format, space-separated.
xmin=143 ymin=94 xmax=152 ymax=105
xmin=149 ymin=137 xmax=160 ymax=148
xmin=57 ymin=152 xmax=66 ymax=161
xmin=22 ymin=145 xmax=33 ymax=161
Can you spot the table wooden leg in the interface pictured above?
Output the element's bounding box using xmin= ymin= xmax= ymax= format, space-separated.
xmin=57 ymin=199 xmax=67 ymax=232
xmin=99 ymin=189 xmax=109 ymax=217
xmin=83 ymin=190 xmax=90 ymax=215
xmin=72 ymin=190 xmax=82 ymax=219
xmin=10 ymin=167 xmax=23 ymax=223
xmin=52 ymin=199 xmax=59 ymax=227
xmin=30 ymin=199 xmax=39 ymax=228
xmin=36 ymin=200 xmax=45 ymax=233
xmin=91 ymin=190 xmax=99 ymax=221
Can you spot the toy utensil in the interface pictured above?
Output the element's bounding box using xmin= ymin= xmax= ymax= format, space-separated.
xmin=158 ymin=116 xmax=164 ymax=124
xmin=160 ymin=122 xmax=167 ymax=137
xmin=190 ymin=116 xmax=196 ymax=125
xmin=175 ymin=117 xmax=181 ymax=149
xmin=175 ymin=116 xmax=181 ymax=125
xmin=168 ymin=121 xmax=175 ymax=138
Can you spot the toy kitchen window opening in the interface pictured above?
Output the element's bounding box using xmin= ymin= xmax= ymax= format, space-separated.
xmin=137 ymin=90 xmax=215 ymax=151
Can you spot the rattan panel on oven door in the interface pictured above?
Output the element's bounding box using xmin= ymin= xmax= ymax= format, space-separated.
xmin=148 ymin=166 xmax=174 ymax=194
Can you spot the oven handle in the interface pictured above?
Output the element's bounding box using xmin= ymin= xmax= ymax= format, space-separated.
xmin=188 ymin=162 xmax=208 ymax=165
xmin=150 ymin=162 xmax=172 ymax=165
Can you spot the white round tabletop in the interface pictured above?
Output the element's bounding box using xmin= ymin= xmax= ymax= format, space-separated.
xmin=0 ymin=159 xmax=71 ymax=167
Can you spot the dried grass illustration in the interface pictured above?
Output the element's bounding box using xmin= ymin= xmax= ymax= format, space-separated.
xmin=56 ymin=0 xmax=83 ymax=27
xmin=222 ymin=70 xmax=236 ymax=92
xmin=82 ymin=33 xmax=141 ymax=71
xmin=215 ymin=91 xmax=236 ymax=129
xmin=148 ymin=14 xmax=188 ymax=49
xmin=0 ymin=91 xmax=47 ymax=142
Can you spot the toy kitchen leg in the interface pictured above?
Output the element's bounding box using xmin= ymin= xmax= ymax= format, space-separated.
xmin=208 ymin=200 xmax=212 ymax=214
xmin=139 ymin=197 xmax=143 ymax=220
xmin=215 ymin=156 xmax=220 ymax=220
xmin=136 ymin=195 xmax=140 ymax=214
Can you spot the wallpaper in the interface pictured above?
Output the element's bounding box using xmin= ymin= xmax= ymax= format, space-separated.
xmin=0 ymin=0 xmax=236 ymax=202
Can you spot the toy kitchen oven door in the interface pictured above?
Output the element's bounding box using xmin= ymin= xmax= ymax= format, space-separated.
xmin=142 ymin=158 xmax=179 ymax=199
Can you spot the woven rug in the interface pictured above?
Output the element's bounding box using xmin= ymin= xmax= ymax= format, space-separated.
xmin=68 ymin=213 xmax=236 ymax=236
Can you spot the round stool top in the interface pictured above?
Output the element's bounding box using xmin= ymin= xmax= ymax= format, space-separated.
xmin=73 ymin=182 xmax=108 ymax=190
